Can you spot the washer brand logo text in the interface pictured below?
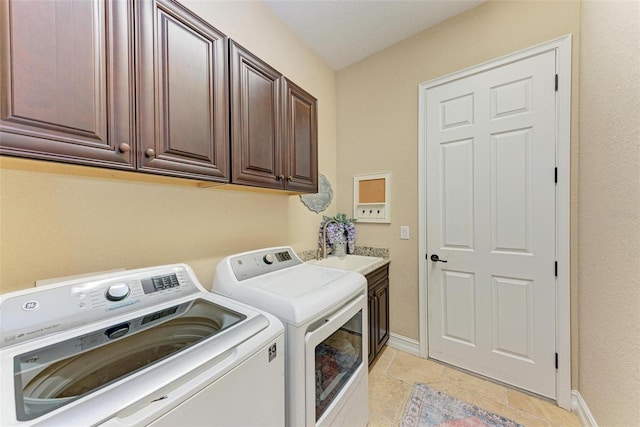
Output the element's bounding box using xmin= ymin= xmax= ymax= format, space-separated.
xmin=22 ymin=300 xmax=39 ymax=311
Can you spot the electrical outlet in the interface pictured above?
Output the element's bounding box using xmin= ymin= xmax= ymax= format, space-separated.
xmin=400 ymin=226 xmax=410 ymax=240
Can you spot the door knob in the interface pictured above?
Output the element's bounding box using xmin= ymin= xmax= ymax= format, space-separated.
xmin=430 ymin=254 xmax=447 ymax=263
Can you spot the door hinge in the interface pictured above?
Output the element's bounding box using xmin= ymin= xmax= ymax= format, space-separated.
xmin=555 ymin=261 xmax=558 ymax=277
xmin=554 ymin=167 xmax=558 ymax=184
xmin=555 ymin=74 xmax=559 ymax=91
xmin=555 ymin=352 xmax=559 ymax=369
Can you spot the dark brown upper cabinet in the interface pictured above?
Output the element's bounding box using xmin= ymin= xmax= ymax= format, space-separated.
xmin=230 ymin=40 xmax=318 ymax=193
xmin=136 ymin=0 xmax=229 ymax=182
xmin=0 ymin=0 xmax=135 ymax=169
xmin=282 ymin=78 xmax=318 ymax=193
xmin=1 ymin=1 xmax=316 ymax=191
xmin=229 ymin=40 xmax=282 ymax=188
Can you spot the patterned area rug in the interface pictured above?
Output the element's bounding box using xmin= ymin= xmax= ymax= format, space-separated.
xmin=401 ymin=383 xmax=523 ymax=427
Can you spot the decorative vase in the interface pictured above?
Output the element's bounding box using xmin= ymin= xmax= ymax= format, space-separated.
xmin=333 ymin=242 xmax=347 ymax=257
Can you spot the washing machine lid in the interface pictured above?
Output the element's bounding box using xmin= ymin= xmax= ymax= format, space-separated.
xmin=213 ymin=247 xmax=367 ymax=325
xmin=12 ymin=297 xmax=250 ymax=422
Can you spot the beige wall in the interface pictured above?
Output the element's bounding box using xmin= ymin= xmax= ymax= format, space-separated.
xmin=578 ymin=1 xmax=640 ymax=425
xmin=0 ymin=1 xmax=337 ymax=293
xmin=336 ymin=0 xmax=580 ymax=345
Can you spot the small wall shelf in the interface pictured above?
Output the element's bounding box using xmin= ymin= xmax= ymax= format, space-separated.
xmin=353 ymin=172 xmax=391 ymax=223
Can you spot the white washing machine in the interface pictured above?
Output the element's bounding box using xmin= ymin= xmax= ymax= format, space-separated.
xmin=212 ymin=247 xmax=369 ymax=427
xmin=0 ymin=264 xmax=285 ymax=426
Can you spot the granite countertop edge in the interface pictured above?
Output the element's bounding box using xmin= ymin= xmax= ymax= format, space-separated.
xmin=358 ymin=257 xmax=390 ymax=276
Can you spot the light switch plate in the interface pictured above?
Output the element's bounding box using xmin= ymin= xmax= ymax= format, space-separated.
xmin=400 ymin=226 xmax=410 ymax=240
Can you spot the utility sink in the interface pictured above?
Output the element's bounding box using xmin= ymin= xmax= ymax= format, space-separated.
xmin=306 ymin=254 xmax=384 ymax=275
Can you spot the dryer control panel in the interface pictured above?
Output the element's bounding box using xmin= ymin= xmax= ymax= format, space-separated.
xmin=0 ymin=264 xmax=202 ymax=348
xmin=229 ymin=247 xmax=302 ymax=281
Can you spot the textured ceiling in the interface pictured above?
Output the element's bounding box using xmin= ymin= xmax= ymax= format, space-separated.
xmin=264 ymin=0 xmax=486 ymax=70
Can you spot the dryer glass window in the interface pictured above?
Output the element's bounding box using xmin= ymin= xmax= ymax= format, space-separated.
xmin=13 ymin=299 xmax=246 ymax=421
xmin=314 ymin=310 xmax=363 ymax=421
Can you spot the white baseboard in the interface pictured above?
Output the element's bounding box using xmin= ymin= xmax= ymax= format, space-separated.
xmin=572 ymin=390 xmax=598 ymax=427
xmin=387 ymin=333 xmax=421 ymax=356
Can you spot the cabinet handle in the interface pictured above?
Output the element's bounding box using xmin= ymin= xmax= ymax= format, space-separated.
xmin=145 ymin=148 xmax=155 ymax=158
xmin=118 ymin=143 xmax=131 ymax=153
xmin=276 ymin=175 xmax=284 ymax=181
xmin=286 ymin=176 xmax=292 ymax=181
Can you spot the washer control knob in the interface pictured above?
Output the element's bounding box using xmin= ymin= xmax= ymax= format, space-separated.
xmin=263 ymin=254 xmax=275 ymax=265
xmin=106 ymin=283 xmax=130 ymax=301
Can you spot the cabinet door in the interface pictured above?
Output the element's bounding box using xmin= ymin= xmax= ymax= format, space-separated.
xmin=136 ymin=0 xmax=228 ymax=181
xmin=0 ymin=0 xmax=134 ymax=169
xmin=368 ymin=292 xmax=376 ymax=365
xmin=282 ymin=78 xmax=318 ymax=193
xmin=229 ymin=40 xmax=283 ymax=189
xmin=373 ymin=281 xmax=390 ymax=354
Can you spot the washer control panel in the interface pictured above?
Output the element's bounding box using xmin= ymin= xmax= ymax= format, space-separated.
xmin=230 ymin=247 xmax=301 ymax=281
xmin=0 ymin=265 xmax=201 ymax=348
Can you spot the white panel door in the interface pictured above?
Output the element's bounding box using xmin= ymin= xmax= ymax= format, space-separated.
xmin=426 ymin=50 xmax=557 ymax=398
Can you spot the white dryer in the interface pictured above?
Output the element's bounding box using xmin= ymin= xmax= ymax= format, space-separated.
xmin=213 ymin=247 xmax=369 ymax=427
xmin=0 ymin=264 xmax=285 ymax=426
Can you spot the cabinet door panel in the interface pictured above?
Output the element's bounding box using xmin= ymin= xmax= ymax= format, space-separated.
xmin=283 ymin=78 xmax=317 ymax=192
xmin=368 ymin=293 xmax=376 ymax=365
xmin=137 ymin=0 xmax=228 ymax=181
xmin=374 ymin=282 xmax=390 ymax=354
xmin=230 ymin=40 xmax=282 ymax=188
xmin=0 ymin=0 xmax=134 ymax=168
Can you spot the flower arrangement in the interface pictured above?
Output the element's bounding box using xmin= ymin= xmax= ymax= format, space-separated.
xmin=319 ymin=213 xmax=357 ymax=255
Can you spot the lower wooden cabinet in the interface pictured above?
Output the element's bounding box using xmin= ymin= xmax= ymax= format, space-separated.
xmin=367 ymin=264 xmax=390 ymax=365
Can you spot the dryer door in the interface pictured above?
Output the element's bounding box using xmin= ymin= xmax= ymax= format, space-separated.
xmin=304 ymin=295 xmax=366 ymax=426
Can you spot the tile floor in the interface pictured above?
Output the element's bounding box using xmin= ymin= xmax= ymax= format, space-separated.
xmin=368 ymin=346 xmax=582 ymax=427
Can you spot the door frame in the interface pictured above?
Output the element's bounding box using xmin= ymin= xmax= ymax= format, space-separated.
xmin=417 ymin=35 xmax=572 ymax=409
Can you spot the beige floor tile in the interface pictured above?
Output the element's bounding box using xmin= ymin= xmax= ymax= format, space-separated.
xmin=506 ymin=389 xmax=581 ymax=427
xmin=386 ymin=351 xmax=445 ymax=386
xmin=368 ymin=370 xmax=412 ymax=422
xmin=377 ymin=345 xmax=398 ymax=361
xmin=545 ymin=409 xmax=583 ymax=427
xmin=442 ymin=367 xmax=508 ymax=406
xmin=369 ymin=354 xmax=393 ymax=376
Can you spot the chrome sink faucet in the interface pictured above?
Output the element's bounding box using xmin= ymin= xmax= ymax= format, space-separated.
xmin=319 ymin=219 xmax=339 ymax=259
